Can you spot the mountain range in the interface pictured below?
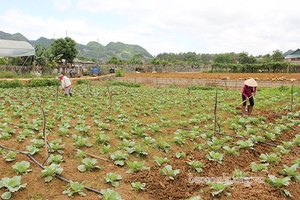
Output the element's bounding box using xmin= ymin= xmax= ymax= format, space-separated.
xmin=0 ymin=31 xmax=153 ymax=63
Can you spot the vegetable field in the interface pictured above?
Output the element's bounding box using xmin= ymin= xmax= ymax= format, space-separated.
xmin=1 ymin=76 xmax=300 ymax=200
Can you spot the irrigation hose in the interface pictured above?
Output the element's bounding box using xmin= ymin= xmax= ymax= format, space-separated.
xmin=215 ymin=131 xmax=300 ymax=153
xmin=173 ymin=124 xmax=300 ymax=153
xmin=0 ymin=143 xmax=103 ymax=196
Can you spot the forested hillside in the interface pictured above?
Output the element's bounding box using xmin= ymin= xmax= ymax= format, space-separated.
xmin=0 ymin=31 xmax=153 ymax=63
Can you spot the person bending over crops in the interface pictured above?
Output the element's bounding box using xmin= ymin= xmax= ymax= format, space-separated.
xmin=58 ymin=74 xmax=73 ymax=97
xmin=241 ymin=78 xmax=257 ymax=116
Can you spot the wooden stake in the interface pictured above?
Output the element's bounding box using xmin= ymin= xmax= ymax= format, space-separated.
xmin=291 ymin=84 xmax=294 ymax=111
xmin=38 ymin=97 xmax=50 ymax=165
xmin=214 ymin=89 xmax=218 ymax=134
xmin=74 ymin=149 xmax=109 ymax=162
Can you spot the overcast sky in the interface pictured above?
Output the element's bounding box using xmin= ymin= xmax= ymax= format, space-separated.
xmin=1 ymin=0 xmax=299 ymax=56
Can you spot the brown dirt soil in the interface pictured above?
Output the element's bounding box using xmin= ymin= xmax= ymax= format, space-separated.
xmin=1 ymin=73 xmax=300 ymax=200
xmin=124 ymin=72 xmax=300 ymax=81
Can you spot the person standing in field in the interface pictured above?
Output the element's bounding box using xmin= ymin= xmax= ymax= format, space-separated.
xmin=241 ymin=78 xmax=257 ymax=116
xmin=58 ymin=74 xmax=73 ymax=97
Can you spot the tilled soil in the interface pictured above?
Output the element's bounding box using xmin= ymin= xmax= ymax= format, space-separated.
xmin=124 ymin=72 xmax=300 ymax=81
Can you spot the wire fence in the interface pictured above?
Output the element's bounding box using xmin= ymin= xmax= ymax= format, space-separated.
xmin=115 ymin=77 xmax=300 ymax=89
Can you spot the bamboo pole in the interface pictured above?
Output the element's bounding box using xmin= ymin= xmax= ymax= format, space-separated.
xmin=73 ymin=149 xmax=110 ymax=162
xmin=38 ymin=97 xmax=51 ymax=166
xmin=214 ymin=89 xmax=218 ymax=134
xmin=291 ymin=84 xmax=294 ymax=111
xmin=56 ymin=86 xmax=59 ymax=101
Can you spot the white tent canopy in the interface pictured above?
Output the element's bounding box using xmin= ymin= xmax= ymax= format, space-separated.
xmin=0 ymin=39 xmax=35 ymax=57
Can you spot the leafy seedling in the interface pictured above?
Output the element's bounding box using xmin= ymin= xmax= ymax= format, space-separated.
xmin=159 ymin=165 xmax=180 ymax=180
xmin=154 ymin=141 xmax=171 ymax=153
xmin=126 ymin=160 xmax=150 ymax=173
xmin=208 ymin=182 xmax=231 ymax=196
xmin=48 ymin=154 xmax=64 ymax=164
xmin=62 ymin=181 xmax=86 ymax=197
xmin=12 ymin=161 xmax=32 ymax=175
xmin=0 ymin=176 xmax=27 ymax=200
xmin=77 ymin=158 xmax=100 ymax=172
xmin=250 ymin=162 xmax=269 ymax=172
xmin=232 ymin=169 xmax=248 ymax=180
xmin=265 ymin=174 xmax=291 ymax=197
xmin=206 ymin=151 xmax=224 ymax=164
xmin=110 ymin=151 xmax=128 ymax=166
xmin=100 ymin=189 xmax=122 ymax=200
xmin=186 ymin=160 xmax=205 ymax=172
xmin=259 ymin=153 xmax=281 ymax=164
xmin=72 ymin=134 xmax=93 ymax=148
xmin=126 ymin=145 xmax=148 ymax=158
xmin=279 ymin=164 xmax=300 ymax=182
xmin=104 ymin=172 xmax=122 ymax=187
xmin=175 ymin=152 xmax=186 ymax=158
xmin=130 ymin=182 xmax=146 ymax=192
xmin=153 ymin=156 xmax=168 ymax=166
xmin=3 ymin=151 xmax=17 ymax=162
xmin=41 ymin=164 xmax=63 ymax=182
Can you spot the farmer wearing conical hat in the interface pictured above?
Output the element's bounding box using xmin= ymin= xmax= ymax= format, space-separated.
xmin=241 ymin=78 xmax=258 ymax=116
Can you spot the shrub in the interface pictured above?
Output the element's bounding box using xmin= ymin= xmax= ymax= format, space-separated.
xmin=0 ymin=71 xmax=17 ymax=78
xmin=115 ymin=68 xmax=124 ymax=77
xmin=77 ymin=79 xmax=90 ymax=84
xmin=0 ymin=80 xmax=23 ymax=88
xmin=26 ymin=79 xmax=60 ymax=87
xmin=106 ymin=80 xmax=141 ymax=87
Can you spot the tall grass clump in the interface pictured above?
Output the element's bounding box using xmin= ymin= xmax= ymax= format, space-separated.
xmin=106 ymin=80 xmax=140 ymax=87
xmin=115 ymin=68 xmax=124 ymax=77
xmin=26 ymin=79 xmax=60 ymax=87
xmin=0 ymin=80 xmax=23 ymax=88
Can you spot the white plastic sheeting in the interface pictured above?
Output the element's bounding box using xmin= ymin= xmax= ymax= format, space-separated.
xmin=0 ymin=39 xmax=35 ymax=57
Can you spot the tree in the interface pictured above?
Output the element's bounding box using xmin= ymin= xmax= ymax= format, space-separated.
xmin=106 ymin=56 xmax=124 ymax=65
xmin=51 ymin=37 xmax=78 ymax=66
xmin=261 ymin=54 xmax=272 ymax=63
xmin=121 ymin=51 xmax=131 ymax=60
xmin=183 ymin=52 xmax=201 ymax=65
xmin=201 ymin=53 xmax=214 ymax=66
xmin=0 ymin=58 xmax=9 ymax=65
xmin=213 ymin=53 xmax=234 ymax=72
xmin=214 ymin=53 xmax=233 ymax=64
xmin=129 ymin=54 xmax=144 ymax=65
xmin=272 ymin=50 xmax=284 ymax=62
xmin=149 ymin=58 xmax=161 ymax=65
xmin=35 ymin=45 xmax=61 ymax=69
xmin=236 ymin=52 xmax=257 ymax=64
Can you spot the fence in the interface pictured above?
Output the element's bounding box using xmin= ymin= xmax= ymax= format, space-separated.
xmin=115 ymin=77 xmax=300 ymax=89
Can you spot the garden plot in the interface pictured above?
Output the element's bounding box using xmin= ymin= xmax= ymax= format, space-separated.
xmin=0 ymin=82 xmax=300 ymax=200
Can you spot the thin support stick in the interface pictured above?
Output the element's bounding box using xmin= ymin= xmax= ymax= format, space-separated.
xmin=56 ymin=86 xmax=59 ymax=101
xmin=291 ymin=84 xmax=294 ymax=111
xmin=73 ymin=149 xmax=110 ymax=162
xmin=38 ymin=97 xmax=51 ymax=165
xmin=214 ymin=89 xmax=218 ymax=134
xmin=106 ymin=85 xmax=112 ymax=112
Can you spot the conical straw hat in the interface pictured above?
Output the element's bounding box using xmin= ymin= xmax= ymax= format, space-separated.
xmin=244 ymin=78 xmax=258 ymax=87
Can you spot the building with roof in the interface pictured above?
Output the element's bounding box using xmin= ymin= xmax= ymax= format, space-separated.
xmin=285 ymin=49 xmax=300 ymax=63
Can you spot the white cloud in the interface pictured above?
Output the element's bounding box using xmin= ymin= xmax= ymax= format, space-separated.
xmin=1 ymin=0 xmax=300 ymax=55
xmin=51 ymin=0 xmax=73 ymax=11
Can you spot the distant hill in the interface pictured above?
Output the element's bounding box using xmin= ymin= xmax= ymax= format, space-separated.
xmin=0 ymin=31 xmax=29 ymax=42
xmin=30 ymin=37 xmax=55 ymax=48
xmin=0 ymin=31 xmax=153 ymax=63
